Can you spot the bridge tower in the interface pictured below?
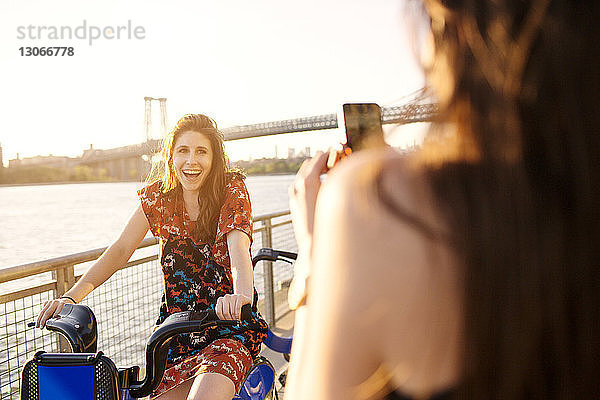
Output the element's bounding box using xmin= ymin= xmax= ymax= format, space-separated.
xmin=143 ymin=97 xmax=168 ymax=142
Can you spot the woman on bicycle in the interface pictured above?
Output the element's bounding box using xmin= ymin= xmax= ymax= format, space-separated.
xmin=36 ymin=114 xmax=267 ymax=400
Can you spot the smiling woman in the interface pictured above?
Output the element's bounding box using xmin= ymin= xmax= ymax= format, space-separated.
xmin=149 ymin=114 xmax=232 ymax=244
xmin=136 ymin=114 xmax=268 ymax=399
xmin=36 ymin=113 xmax=268 ymax=400
xmin=172 ymin=131 xmax=214 ymax=207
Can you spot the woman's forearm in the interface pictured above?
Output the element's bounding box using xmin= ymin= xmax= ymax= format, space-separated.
xmin=232 ymin=264 xmax=254 ymax=298
xmin=231 ymin=250 xmax=254 ymax=298
xmin=216 ymin=230 xmax=254 ymax=320
xmin=227 ymin=230 xmax=254 ymax=299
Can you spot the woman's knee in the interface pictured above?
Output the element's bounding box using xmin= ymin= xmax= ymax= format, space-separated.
xmin=187 ymin=372 xmax=236 ymax=400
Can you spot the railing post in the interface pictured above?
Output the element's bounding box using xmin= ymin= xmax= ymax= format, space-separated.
xmin=52 ymin=268 xmax=65 ymax=298
xmin=261 ymin=219 xmax=275 ymax=327
xmin=53 ymin=264 xmax=75 ymax=297
xmin=52 ymin=264 xmax=76 ymax=352
xmin=65 ymin=264 xmax=75 ymax=292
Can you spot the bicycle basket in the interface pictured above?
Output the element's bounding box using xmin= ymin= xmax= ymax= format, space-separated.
xmin=21 ymin=351 xmax=120 ymax=400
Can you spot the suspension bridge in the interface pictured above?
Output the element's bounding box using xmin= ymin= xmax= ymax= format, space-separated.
xmin=74 ymin=93 xmax=438 ymax=180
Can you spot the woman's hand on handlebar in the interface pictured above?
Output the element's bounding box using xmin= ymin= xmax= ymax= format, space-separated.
xmin=215 ymin=294 xmax=251 ymax=321
xmin=36 ymin=297 xmax=76 ymax=328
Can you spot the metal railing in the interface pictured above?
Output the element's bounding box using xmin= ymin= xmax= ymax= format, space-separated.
xmin=0 ymin=210 xmax=295 ymax=400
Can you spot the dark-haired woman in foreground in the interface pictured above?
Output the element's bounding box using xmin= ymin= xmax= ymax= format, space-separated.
xmin=37 ymin=114 xmax=267 ymax=400
xmin=286 ymin=0 xmax=600 ymax=399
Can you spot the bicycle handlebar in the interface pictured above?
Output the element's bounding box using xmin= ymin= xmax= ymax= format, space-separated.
xmin=252 ymin=249 xmax=296 ymax=355
xmin=44 ymin=303 xmax=98 ymax=353
xmin=127 ymin=304 xmax=253 ymax=398
xmin=252 ymin=248 xmax=297 ymax=267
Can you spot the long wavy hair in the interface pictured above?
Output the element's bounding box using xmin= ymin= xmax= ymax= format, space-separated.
xmin=147 ymin=113 xmax=239 ymax=244
xmin=380 ymin=0 xmax=600 ymax=398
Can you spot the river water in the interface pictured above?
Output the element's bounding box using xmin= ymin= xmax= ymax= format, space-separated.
xmin=0 ymin=174 xmax=296 ymax=270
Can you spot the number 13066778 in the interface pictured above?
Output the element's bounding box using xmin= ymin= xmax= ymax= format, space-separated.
xmin=19 ymin=47 xmax=75 ymax=56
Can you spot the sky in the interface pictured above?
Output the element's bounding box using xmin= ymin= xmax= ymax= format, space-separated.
xmin=0 ymin=0 xmax=428 ymax=164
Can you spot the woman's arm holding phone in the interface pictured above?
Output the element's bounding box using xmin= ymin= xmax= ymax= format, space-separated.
xmin=286 ymin=155 xmax=392 ymax=399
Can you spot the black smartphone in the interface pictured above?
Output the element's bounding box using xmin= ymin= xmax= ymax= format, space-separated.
xmin=326 ymin=103 xmax=385 ymax=169
xmin=341 ymin=103 xmax=385 ymax=151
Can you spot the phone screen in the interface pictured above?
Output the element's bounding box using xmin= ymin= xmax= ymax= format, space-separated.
xmin=342 ymin=103 xmax=385 ymax=151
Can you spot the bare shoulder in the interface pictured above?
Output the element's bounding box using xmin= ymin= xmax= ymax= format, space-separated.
xmin=313 ymin=148 xmax=461 ymax=395
xmin=314 ymin=147 xmax=446 ymax=299
xmin=320 ymin=147 xmax=439 ymax=233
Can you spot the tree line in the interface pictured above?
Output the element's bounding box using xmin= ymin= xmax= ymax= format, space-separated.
xmin=0 ymin=157 xmax=306 ymax=185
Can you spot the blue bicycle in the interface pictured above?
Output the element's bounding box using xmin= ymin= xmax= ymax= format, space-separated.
xmin=21 ymin=248 xmax=297 ymax=400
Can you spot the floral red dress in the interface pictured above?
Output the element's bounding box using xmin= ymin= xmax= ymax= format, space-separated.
xmin=137 ymin=173 xmax=268 ymax=396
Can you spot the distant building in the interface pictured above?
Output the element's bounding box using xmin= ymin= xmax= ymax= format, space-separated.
xmin=287 ymin=147 xmax=295 ymax=159
xmin=79 ymin=143 xmax=152 ymax=180
xmin=0 ymin=142 xmax=4 ymax=168
xmin=8 ymin=154 xmax=76 ymax=169
xmin=299 ymin=146 xmax=311 ymax=158
xmin=5 ymin=140 xmax=154 ymax=181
